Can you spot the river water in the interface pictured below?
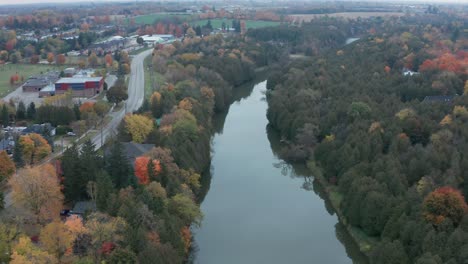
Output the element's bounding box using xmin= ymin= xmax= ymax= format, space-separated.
xmin=191 ymin=80 xmax=367 ymax=264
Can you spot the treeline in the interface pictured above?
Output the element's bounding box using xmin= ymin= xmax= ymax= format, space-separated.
xmin=265 ymin=15 xmax=467 ymax=263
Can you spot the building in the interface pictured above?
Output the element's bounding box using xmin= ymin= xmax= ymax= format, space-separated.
xmin=423 ymin=95 xmax=455 ymax=104
xmin=64 ymin=68 xmax=77 ymax=77
xmin=55 ymin=77 xmax=104 ymax=98
xmin=22 ymin=123 xmax=56 ymax=136
xmin=38 ymin=83 xmax=56 ymax=97
xmin=22 ymin=71 xmax=60 ymax=92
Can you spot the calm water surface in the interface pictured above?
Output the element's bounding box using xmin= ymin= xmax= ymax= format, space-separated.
xmin=192 ymin=80 xmax=366 ymax=264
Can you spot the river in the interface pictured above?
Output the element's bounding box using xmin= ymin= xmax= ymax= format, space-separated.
xmin=191 ymin=79 xmax=367 ymax=264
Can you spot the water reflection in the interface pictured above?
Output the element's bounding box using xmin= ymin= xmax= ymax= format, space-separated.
xmin=192 ymin=78 xmax=367 ymax=264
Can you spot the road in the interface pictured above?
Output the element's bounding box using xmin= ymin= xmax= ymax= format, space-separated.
xmin=89 ymin=49 xmax=153 ymax=149
xmin=3 ymin=49 xmax=153 ymax=209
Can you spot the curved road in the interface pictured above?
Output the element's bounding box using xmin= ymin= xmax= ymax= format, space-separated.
xmin=90 ymin=49 xmax=153 ymax=149
xmin=3 ymin=49 xmax=153 ymax=208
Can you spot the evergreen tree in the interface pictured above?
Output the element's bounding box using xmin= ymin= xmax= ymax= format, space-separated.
xmin=26 ymin=102 xmax=36 ymax=120
xmin=105 ymin=141 xmax=132 ymax=189
xmin=13 ymin=140 xmax=24 ymax=168
xmin=80 ymin=139 xmax=100 ymax=193
xmin=62 ymin=144 xmax=81 ymax=201
xmin=16 ymin=101 xmax=26 ymax=120
xmin=96 ymin=171 xmax=114 ymax=212
xmin=1 ymin=105 xmax=8 ymax=127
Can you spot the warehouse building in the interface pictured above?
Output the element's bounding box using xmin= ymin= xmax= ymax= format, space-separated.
xmin=55 ymin=77 xmax=104 ymax=98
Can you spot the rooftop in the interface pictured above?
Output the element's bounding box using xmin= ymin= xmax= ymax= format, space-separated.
xmin=56 ymin=77 xmax=103 ymax=84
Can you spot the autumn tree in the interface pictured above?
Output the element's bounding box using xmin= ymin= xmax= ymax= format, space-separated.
xmin=0 ymin=223 xmax=18 ymax=263
xmin=105 ymin=54 xmax=113 ymax=67
xmin=0 ymin=151 xmax=15 ymax=182
xmin=124 ymin=114 xmax=154 ymax=143
xmin=56 ymin=54 xmax=66 ymax=65
xmin=9 ymin=164 xmax=63 ymax=222
xmin=150 ymin=91 xmax=163 ymax=118
xmin=134 ymin=156 xmax=161 ymax=185
xmin=18 ymin=133 xmax=51 ymax=165
xmin=168 ymin=194 xmax=203 ymax=227
xmin=88 ymin=52 xmax=99 ymax=68
xmin=47 ymin=52 xmax=54 ymax=64
xmin=40 ymin=221 xmax=76 ymax=260
xmin=106 ymin=83 xmax=128 ymax=105
xmin=423 ymin=187 xmax=468 ymax=225
xmin=10 ymin=236 xmax=58 ymax=264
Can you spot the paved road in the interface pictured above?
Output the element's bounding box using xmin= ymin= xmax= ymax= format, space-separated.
xmin=3 ymin=49 xmax=153 ymax=209
xmin=90 ymin=49 xmax=153 ymax=149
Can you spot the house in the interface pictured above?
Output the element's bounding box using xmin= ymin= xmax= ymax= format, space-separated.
xmin=22 ymin=123 xmax=56 ymax=136
xmin=403 ymin=69 xmax=419 ymax=76
xmin=121 ymin=142 xmax=155 ymax=167
xmin=0 ymin=138 xmax=14 ymax=153
xmin=72 ymin=201 xmax=96 ymax=215
xmin=423 ymin=95 xmax=455 ymax=103
xmin=55 ymin=77 xmax=104 ymax=98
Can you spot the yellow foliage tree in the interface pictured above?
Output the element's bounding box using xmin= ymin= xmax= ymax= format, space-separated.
xmin=453 ymin=105 xmax=468 ymax=119
xmin=40 ymin=221 xmax=76 ymax=260
xmin=124 ymin=114 xmax=154 ymax=143
xmin=10 ymin=236 xmax=58 ymax=264
xmin=19 ymin=133 xmax=51 ymax=165
xmin=395 ymin=108 xmax=416 ymax=120
xmin=439 ymin=115 xmax=452 ymax=126
xmin=9 ymin=164 xmax=63 ymax=222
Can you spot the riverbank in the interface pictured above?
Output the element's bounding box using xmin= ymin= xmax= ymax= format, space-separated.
xmin=310 ymin=164 xmax=377 ymax=257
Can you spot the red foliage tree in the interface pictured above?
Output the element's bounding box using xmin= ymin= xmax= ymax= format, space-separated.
xmin=134 ymin=156 xmax=161 ymax=185
xmin=423 ymin=187 xmax=468 ymax=225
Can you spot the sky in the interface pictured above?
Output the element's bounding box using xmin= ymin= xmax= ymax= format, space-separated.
xmin=0 ymin=0 xmax=465 ymax=5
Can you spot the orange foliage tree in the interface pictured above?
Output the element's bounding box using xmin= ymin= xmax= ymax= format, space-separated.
xmin=134 ymin=156 xmax=161 ymax=185
xmin=423 ymin=186 xmax=468 ymax=225
xmin=79 ymin=101 xmax=95 ymax=113
xmin=56 ymin=54 xmax=66 ymax=65
xmin=0 ymin=150 xmax=15 ymax=181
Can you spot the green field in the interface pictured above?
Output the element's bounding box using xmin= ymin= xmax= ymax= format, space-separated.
xmin=144 ymin=56 xmax=166 ymax=98
xmin=133 ymin=13 xmax=196 ymax=25
xmin=0 ymin=64 xmax=64 ymax=97
xmin=193 ymin=19 xmax=281 ymax=29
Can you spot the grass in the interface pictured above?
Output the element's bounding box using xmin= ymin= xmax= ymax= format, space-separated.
xmin=132 ymin=13 xmax=196 ymax=25
xmin=0 ymin=64 xmax=65 ymax=97
xmin=144 ymin=55 xmax=166 ymax=99
xmin=192 ymin=19 xmax=281 ymax=29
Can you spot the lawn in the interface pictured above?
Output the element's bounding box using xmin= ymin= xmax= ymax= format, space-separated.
xmin=0 ymin=64 xmax=64 ymax=98
xmin=144 ymin=55 xmax=166 ymax=98
xmin=193 ymin=19 xmax=281 ymax=29
xmin=132 ymin=13 xmax=196 ymax=25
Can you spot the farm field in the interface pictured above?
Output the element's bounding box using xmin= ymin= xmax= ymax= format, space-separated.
xmin=0 ymin=64 xmax=63 ymax=97
xmin=193 ymin=19 xmax=281 ymax=29
xmin=133 ymin=13 xmax=196 ymax=24
xmin=290 ymin=12 xmax=405 ymax=23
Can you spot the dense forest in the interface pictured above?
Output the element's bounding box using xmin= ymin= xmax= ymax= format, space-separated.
xmin=263 ymin=14 xmax=467 ymax=263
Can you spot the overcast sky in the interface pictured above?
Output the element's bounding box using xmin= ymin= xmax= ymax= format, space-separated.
xmin=0 ymin=0 xmax=465 ymax=5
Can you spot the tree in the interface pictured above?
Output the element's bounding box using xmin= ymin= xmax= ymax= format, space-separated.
xmin=96 ymin=171 xmax=114 ymax=211
xmin=105 ymin=141 xmax=132 ymax=189
xmin=168 ymin=194 xmax=203 ymax=226
xmin=106 ymin=85 xmax=128 ymax=105
xmin=9 ymin=164 xmax=63 ymax=222
xmin=18 ymin=133 xmax=51 ymax=165
xmin=2 ymin=104 xmax=9 ymax=127
xmin=88 ymin=52 xmax=99 ymax=68
xmin=56 ymin=54 xmax=66 ymax=65
xmin=0 ymin=151 xmax=15 ymax=182
xmin=16 ymin=101 xmax=26 ymax=120
xmin=85 ymin=212 xmax=127 ymax=262
xmin=93 ymin=101 xmax=110 ymax=117
xmin=423 ymin=187 xmax=468 ymax=226
xmin=104 ymin=54 xmax=113 ymax=67
xmin=136 ymin=37 xmax=144 ymax=45
xmin=13 ymin=139 xmax=23 ymax=168
xmin=26 ymin=102 xmax=36 ymax=120
xmin=10 ymin=236 xmax=58 ymax=264
xmin=47 ymin=52 xmax=54 ymax=64
xmin=134 ymin=156 xmax=161 ymax=185
xmin=370 ymin=240 xmax=409 ymax=264
xmin=40 ymin=221 xmax=76 ymax=260
xmin=62 ymin=144 xmax=81 ymax=201
xmin=186 ymin=27 xmax=196 ymax=38
xmin=150 ymin=92 xmax=163 ymax=118
xmin=0 ymin=223 xmax=18 ymax=263
xmin=124 ymin=114 xmax=154 ymax=143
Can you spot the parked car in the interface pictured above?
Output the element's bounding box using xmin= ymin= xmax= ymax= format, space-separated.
xmin=67 ymin=132 xmax=76 ymax=136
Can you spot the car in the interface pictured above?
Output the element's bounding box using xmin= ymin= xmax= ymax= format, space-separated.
xmin=60 ymin=209 xmax=70 ymax=216
xmin=67 ymin=132 xmax=76 ymax=136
